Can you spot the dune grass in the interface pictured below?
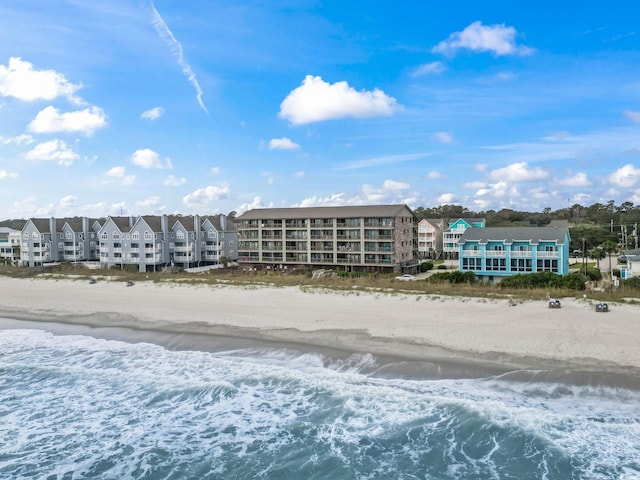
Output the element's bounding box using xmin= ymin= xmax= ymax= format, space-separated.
xmin=2 ymin=263 xmax=638 ymax=303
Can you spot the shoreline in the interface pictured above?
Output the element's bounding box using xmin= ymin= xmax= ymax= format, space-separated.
xmin=2 ymin=276 xmax=640 ymax=387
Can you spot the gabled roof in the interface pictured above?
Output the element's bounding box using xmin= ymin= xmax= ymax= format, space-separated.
xmin=447 ymin=217 xmax=485 ymax=228
xmin=101 ymin=216 xmax=132 ymax=232
xmin=140 ymin=215 xmax=163 ymax=232
xmin=459 ymin=226 xmax=569 ymax=245
xmin=202 ymin=215 xmax=223 ymax=230
xmin=237 ymin=204 xmax=415 ymax=221
xmin=28 ymin=218 xmax=52 ymax=233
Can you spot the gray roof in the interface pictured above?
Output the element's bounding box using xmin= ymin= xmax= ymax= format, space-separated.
xmin=623 ymin=248 xmax=640 ymax=258
xmin=459 ymin=226 xmax=569 ymax=245
xmin=30 ymin=218 xmax=52 ymax=233
xmin=237 ymin=204 xmax=415 ymax=220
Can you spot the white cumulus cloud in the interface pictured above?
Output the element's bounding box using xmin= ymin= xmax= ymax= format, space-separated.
xmin=437 ymin=193 xmax=457 ymax=204
xmin=29 ymin=106 xmax=107 ymax=135
xmin=279 ymin=75 xmax=400 ymax=125
xmin=382 ymin=179 xmax=410 ymax=191
xmin=427 ymin=171 xmax=445 ymax=179
xmin=141 ymin=106 xmax=165 ymax=120
xmin=0 ymin=57 xmax=81 ymax=102
xmin=556 ymin=172 xmax=591 ymax=187
xmin=105 ymin=166 xmax=135 ymax=185
xmin=106 ymin=166 xmax=126 ymax=178
xmin=25 ymin=139 xmax=78 ymax=166
xmin=131 ymin=148 xmax=172 ymax=169
xmin=59 ymin=195 xmax=77 ymax=208
xmin=183 ymin=184 xmax=230 ymax=208
xmin=432 ymin=21 xmax=534 ymax=56
xmin=609 ymin=163 xmax=640 ymax=188
xmin=268 ymin=137 xmax=300 ymax=150
xmin=489 ymin=162 xmax=548 ymax=181
xmin=164 ymin=174 xmax=186 ymax=186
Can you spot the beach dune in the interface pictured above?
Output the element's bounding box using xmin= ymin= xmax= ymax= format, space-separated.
xmin=1 ymin=277 xmax=639 ymax=381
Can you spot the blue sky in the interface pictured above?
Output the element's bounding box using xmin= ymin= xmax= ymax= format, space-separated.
xmin=1 ymin=1 xmax=640 ymax=219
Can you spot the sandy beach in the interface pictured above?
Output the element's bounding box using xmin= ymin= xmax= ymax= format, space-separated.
xmin=1 ymin=276 xmax=640 ymax=382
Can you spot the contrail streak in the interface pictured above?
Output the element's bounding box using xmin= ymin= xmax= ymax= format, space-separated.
xmin=150 ymin=2 xmax=208 ymax=114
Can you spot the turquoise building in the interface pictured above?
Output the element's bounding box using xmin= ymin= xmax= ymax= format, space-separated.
xmin=458 ymin=226 xmax=571 ymax=281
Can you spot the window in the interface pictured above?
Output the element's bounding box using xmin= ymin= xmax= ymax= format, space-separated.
xmin=132 ymin=233 xmax=139 ymax=240
xmin=23 ymin=232 xmax=28 ymax=239
xmin=537 ymin=259 xmax=559 ymax=272
xmin=462 ymin=257 xmax=482 ymax=271
xmin=113 ymin=232 xmax=120 ymax=240
xmin=485 ymin=258 xmax=506 ymax=271
xmin=229 ymin=241 xmax=234 ymax=248
xmin=101 ymin=232 xmax=108 ymax=240
xmin=32 ymin=232 xmax=38 ymax=240
xmin=144 ymin=231 xmax=152 ymax=241
xmin=208 ymin=229 xmax=216 ymax=239
xmin=177 ymin=231 xmax=185 ymax=240
xmin=65 ymin=231 xmax=72 ymax=240
xmin=511 ymin=259 xmax=533 ymax=272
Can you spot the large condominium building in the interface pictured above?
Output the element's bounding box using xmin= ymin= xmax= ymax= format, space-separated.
xmin=457 ymin=226 xmax=571 ymax=282
xmin=236 ymin=204 xmax=417 ymax=273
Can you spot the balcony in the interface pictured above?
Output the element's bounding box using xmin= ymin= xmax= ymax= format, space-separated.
xmin=485 ymin=250 xmax=506 ymax=258
xmin=537 ymin=251 xmax=559 ymax=258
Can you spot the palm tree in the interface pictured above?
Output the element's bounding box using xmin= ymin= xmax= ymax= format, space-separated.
xmin=600 ymin=240 xmax=618 ymax=292
xmin=588 ymin=247 xmax=605 ymax=269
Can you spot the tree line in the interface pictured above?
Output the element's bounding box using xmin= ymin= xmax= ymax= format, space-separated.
xmin=414 ymin=200 xmax=640 ymax=254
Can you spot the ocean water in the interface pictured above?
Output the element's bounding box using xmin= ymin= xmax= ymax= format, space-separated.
xmin=1 ymin=325 xmax=639 ymax=480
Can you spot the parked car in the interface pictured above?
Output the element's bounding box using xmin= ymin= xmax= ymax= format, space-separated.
xmin=395 ymin=274 xmax=416 ymax=281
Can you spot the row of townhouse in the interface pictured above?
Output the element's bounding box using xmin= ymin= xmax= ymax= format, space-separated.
xmin=18 ymin=214 xmax=237 ymax=271
xmin=236 ymin=204 xmax=418 ymax=273
xmin=457 ymin=226 xmax=571 ymax=282
xmin=417 ymin=217 xmax=486 ymax=259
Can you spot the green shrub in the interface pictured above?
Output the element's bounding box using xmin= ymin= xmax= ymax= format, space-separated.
xmin=428 ymin=271 xmax=477 ymax=284
xmin=499 ymin=271 xmax=585 ymax=290
xmin=419 ymin=261 xmax=434 ymax=272
xmin=622 ymin=276 xmax=640 ymax=290
xmin=585 ymin=268 xmax=602 ymax=281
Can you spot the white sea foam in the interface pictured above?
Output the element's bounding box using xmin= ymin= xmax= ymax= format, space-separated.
xmin=0 ymin=328 xmax=639 ymax=479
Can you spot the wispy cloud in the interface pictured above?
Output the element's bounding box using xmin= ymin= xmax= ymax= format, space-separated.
xmin=339 ymin=152 xmax=431 ymax=171
xmin=141 ymin=106 xmax=165 ymax=120
xmin=411 ymin=61 xmax=447 ymax=77
xmin=149 ymin=2 xmax=207 ymax=114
